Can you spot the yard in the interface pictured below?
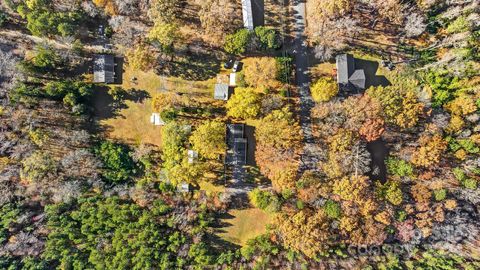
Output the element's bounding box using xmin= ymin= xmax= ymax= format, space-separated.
xmin=216 ymin=208 xmax=272 ymax=246
xmin=93 ymin=64 xmax=217 ymax=147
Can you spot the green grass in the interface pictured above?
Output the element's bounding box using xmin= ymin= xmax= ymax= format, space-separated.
xmin=217 ymin=208 xmax=272 ymax=246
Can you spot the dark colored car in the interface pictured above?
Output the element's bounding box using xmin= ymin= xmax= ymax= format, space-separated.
xmin=223 ymin=59 xmax=235 ymax=69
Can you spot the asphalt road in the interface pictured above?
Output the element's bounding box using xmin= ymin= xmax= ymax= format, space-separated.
xmin=292 ymin=0 xmax=321 ymax=172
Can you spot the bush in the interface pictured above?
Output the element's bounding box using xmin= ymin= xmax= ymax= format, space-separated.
xmin=433 ymin=189 xmax=447 ymax=201
xmin=323 ymin=200 xmax=341 ymax=219
xmin=224 ymin=29 xmax=252 ymax=55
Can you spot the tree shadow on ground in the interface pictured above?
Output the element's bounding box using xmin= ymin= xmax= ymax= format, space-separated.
xmin=156 ymin=54 xmax=220 ymax=81
xmin=90 ymin=85 xmax=150 ymax=120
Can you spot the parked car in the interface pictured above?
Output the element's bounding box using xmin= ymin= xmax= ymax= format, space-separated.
xmin=232 ymin=60 xmax=241 ymax=72
xmin=223 ymin=59 xmax=235 ymax=69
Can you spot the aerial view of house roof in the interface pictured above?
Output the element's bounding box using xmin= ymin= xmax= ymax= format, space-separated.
xmin=93 ymin=54 xmax=115 ymax=84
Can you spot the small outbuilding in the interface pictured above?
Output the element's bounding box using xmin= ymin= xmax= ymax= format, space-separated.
xmin=335 ymin=54 xmax=366 ymax=92
xmin=177 ymin=182 xmax=191 ymax=193
xmin=214 ymin=83 xmax=231 ymax=101
xmin=93 ymin=54 xmax=115 ymax=84
xmin=229 ymin=73 xmax=236 ymax=87
xmin=150 ymin=113 xmax=165 ymax=126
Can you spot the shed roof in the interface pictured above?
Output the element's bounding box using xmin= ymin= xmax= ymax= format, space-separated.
xmin=242 ymin=0 xmax=254 ymax=30
xmin=214 ymin=84 xmax=230 ymax=100
xmin=93 ymin=54 xmax=115 ymax=84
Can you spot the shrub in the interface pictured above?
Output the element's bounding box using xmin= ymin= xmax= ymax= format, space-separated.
xmin=323 ymin=200 xmax=341 ymax=219
xmin=433 ymin=189 xmax=447 ymax=201
xmin=446 ymin=16 xmax=470 ymax=34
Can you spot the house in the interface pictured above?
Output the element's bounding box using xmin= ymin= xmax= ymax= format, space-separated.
xmin=241 ymin=0 xmax=264 ymax=31
xmin=150 ymin=113 xmax=165 ymax=126
xmin=187 ymin=150 xmax=198 ymax=164
xmin=335 ymin=54 xmax=366 ymax=92
xmin=226 ymin=124 xmax=247 ymax=166
xmin=93 ymin=54 xmax=115 ymax=84
xmin=214 ymin=83 xmax=231 ymax=100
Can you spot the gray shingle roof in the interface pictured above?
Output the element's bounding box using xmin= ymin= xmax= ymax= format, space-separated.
xmin=242 ymin=0 xmax=254 ymax=30
xmin=93 ymin=54 xmax=115 ymax=84
xmin=335 ymin=54 xmax=366 ymax=90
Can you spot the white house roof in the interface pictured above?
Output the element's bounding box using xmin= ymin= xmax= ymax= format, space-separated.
xmin=93 ymin=54 xmax=115 ymax=84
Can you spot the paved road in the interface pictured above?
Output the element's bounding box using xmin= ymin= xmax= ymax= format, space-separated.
xmin=291 ymin=0 xmax=321 ymax=172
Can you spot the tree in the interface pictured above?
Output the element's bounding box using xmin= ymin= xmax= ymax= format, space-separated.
xmin=92 ymin=0 xmax=117 ymax=15
xmin=243 ymin=57 xmax=279 ymax=90
xmin=21 ymin=151 xmax=57 ymax=183
xmin=148 ymin=21 xmax=181 ymax=54
xmin=255 ymin=108 xmax=301 ymax=191
xmin=310 ymin=77 xmax=338 ymax=102
xmin=275 ymin=210 xmax=332 ymax=258
xmin=224 ymin=29 xmax=252 ymax=55
xmin=148 ymin=0 xmax=179 ymax=22
xmin=189 ymin=120 xmax=226 ymax=159
xmin=199 ymin=0 xmax=240 ymax=43
xmin=359 ymin=118 xmax=384 ymax=141
xmin=405 ymin=12 xmax=426 ymax=37
xmin=125 ymin=44 xmax=156 ymax=71
xmin=411 ymin=134 xmax=447 ymax=168
xmin=226 ymin=88 xmax=261 ymax=119
xmin=95 ymin=141 xmax=137 ymax=183
xmin=254 ymin=26 xmax=281 ymax=50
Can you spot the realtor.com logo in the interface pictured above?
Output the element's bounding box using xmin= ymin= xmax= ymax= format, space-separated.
xmin=346 ymin=225 xmax=469 ymax=257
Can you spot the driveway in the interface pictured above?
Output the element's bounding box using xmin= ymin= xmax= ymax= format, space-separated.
xmin=291 ymin=0 xmax=320 ymax=172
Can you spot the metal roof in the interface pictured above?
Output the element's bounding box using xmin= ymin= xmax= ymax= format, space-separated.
xmin=335 ymin=54 xmax=355 ymax=85
xmin=242 ymin=0 xmax=254 ymax=30
xmin=93 ymin=54 xmax=115 ymax=84
xmin=214 ymin=83 xmax=230 ymax=100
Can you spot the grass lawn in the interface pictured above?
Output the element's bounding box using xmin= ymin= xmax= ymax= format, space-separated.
xmin=217 ymin=208 xmax=272 ymax=246
xmin=96 ymin=64 xmax=217 ymax=147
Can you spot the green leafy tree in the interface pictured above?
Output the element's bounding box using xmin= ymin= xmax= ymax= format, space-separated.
xmin=190 ymin=120 xmax=226 ymax=159
xmin=95 ymin=141 xmax=137 ymax=183
xmin=254 ymin=26 xmax=280 ymax=50
xmin=224 ymin=29 xmax=252 ymax=55
xmin=148 ymin=21 xmax=181 ymax=54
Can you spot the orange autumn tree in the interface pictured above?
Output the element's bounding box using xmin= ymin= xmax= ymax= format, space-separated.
xmin=359 ymin=118 xmax=385 ymax=141
xmin=92 ymin=0 xmax=117 ymax=15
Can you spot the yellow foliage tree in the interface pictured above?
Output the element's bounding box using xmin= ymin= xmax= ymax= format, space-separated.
xmin=92 ymin=0 xmax=117 ymax=15
xmin=311 ymin=77 xmax=338 ymax=102
xmin=411 ymin=134 xmax=447 ymax=168
xmin=125 ymin=44 xmax=155 ymax=71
